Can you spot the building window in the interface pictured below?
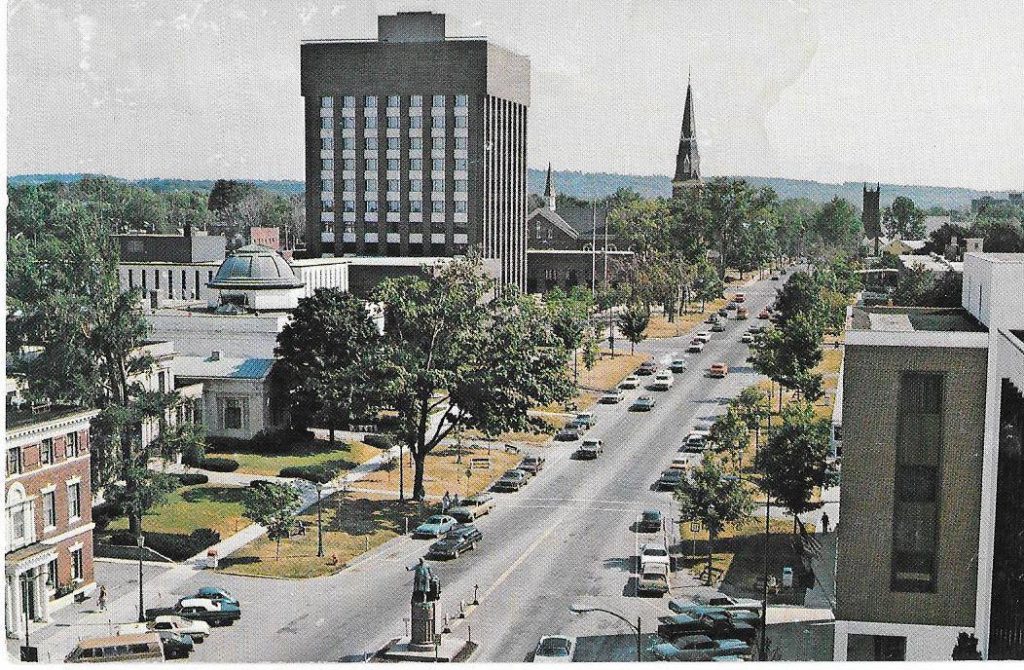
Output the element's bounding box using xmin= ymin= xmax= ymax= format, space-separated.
xmin=410 ymin=200 xmax=423 ymax=213
xmin=410 ymin=179 xmax=423 ymax=192
xmin=366 ymin=159 xmax=378 ymax=172
xmin=365 ymin=179 xmax=378 ymax=193
xmin=410 ymin=137 xmax=423 ymax=150
xmin=455 ymin=200 xmax=468 ymax=214
xmin=431 ymin=95 xmax=445 ymax=107
xmin=410 ymin=116 xmax=423 ymax=129
xmin=387 ymin=159 xmax=400 ymax=171
xmin=432 ymin=180 xmax=445 ymax=193
xmin=46 ymin=559 xmax=58 ymax=590
xmin=431 ymin=115 xmax=445 ymax=129
xmin=365 ymin=200 xmax=378 ymax=213
xmin=322 ymin=199 xmax=334 ymax=213
xmin=455 ymin=94 xmax=469 ymax=107
xmin=387 ymin=137 xmax=400 ymax=150
xmin=433 ymin=136 xmax=445 ymax=150
xmin=342 ymin=158 xmax=356 ymax=171
xmin=220 ymin=397 xmax=248 ymax=431
xmin=320 ymin=96 xmax=333 ymax=108
xmin=455 ymin=180 xmax=468 ymax=192
xmin=388 ymin=200 xmax=401 ymax=213
xmin=410 ymin=159 xmax=423 ymax=171
xmin=432 ymin=159 xmax=444 ymax=172
xmin=454 ymin=115 xmax=468 ymax=128
xmin=71 ymin=548 xmax=84 ymax=581
xmin=342 ymin=95 xmax=355 ymax=108
xmin=341 ymin=137 xmax=354 ymax=150
xmin=455 ymin=136 xmax=467 ymax=149
xmin=127 ymin=269 xmax=134 ymax=288
xmin=322 ymin=158 xmax=334 ymax=170
xmin=343 ymin=200 xmax=356 ymax=213
xmin=68 ymin=482 xmax=82 ymax=520
xmin=386 ymin=95 xmax=400 ymax=107
xmin=323 ymin=180 xmax=335 ymax=193
xmin=321 ymin=137 xmax=333 ymax=151
xmin=364 ymin=115 xmax=377 ymax=129
xmin=65 ymin=432 xmax=80 ymax=458
xmin=342 ymin=179 xmax=355 ymax=192
xmin=41 ymin=438 xmax=55 ymax=465
xmin=891 ymin=372 xmax=942 ymax=593
xmin=387 ymin=116 xmax=400 ymax=129
xmin=431 ymin=200 xmax=445 ymax=213
xmin=10 ymin=503 xmax=27 ymax=542
xmin=341 ymin=117 xmax=355 ymax=129
xmin=387 ymin=179 xmax=400 ymax=192
xmin=410 ymin=95 xmax=423 ymax=107
xmin=320 ymin=117 xmax=331 ymax=129
xmin=364 ymin=95 xmax=377 ymax=108
xmin=158 ymin=370 xmax=167 ymax=392
xmin=365 ymin=137 xmax=378 ymax=150
xmin=43 ymin=490 xmax=56 ymax=528
xmin=455 ymin=158 xmax=468 ymax=171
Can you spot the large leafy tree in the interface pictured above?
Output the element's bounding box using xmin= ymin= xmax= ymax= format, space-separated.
xmin=617 ymin=304 xmax=650 ymax=355
xmin=275 ymin=289 xmax=388 ymax=445
xmin=242 ymin=482 xmax=303 ymax=560
xmin=709 ymin=407 xmax=750 ymax=468
xmin=674 ymin=457 xmax=753 ymax=584
xmin=882 ymin=195 xmax=925 ymax=239
xmin=811 ymin=197 xmax=863 ymax=256
xmin=693 ymin=260 xmax=724 ymax=312
xmin=731 ymin=386 xmax=770 ymax=453
xmin=756 ymin=402 xmax=839 ymax=533
xmin=374 ymin=257 xmax=575 ymax=500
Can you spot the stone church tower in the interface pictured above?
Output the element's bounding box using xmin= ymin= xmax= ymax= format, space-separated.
xmin=672 ymin=77 xmax=701 ymax=198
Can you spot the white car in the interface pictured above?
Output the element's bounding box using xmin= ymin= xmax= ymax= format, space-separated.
xmin=670 ymin=453 xmax=701 ymax=473
xmin=694 ymin=331 xmax=712 ymax=344
xmin=687 ymin=340 xmax=706 ymax=354
xmin=600 ymin=389 xmax=625 ymax=404
xmin=640 ymin=542 xmax=672 ymax=571
xmin=619 ymin=375 xmax=641 ymax=390
xmin=118 ymin=616 xmax=211 ymax=642
xmin=683 ymin=430 xmax=711 ymax=452
xmin=741 ymin=332 xmax=754 ymax=344
xmin=693 ymin=593 xmax=764 ymax=614
xmin=651 ymin=372 xmax=674 ymax=391
xmin=534 ymin=635 xmax=575 ymax=662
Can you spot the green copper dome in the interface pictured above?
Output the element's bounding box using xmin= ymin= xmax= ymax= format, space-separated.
xmin=209 ymin=244 xmax=304 ymax=289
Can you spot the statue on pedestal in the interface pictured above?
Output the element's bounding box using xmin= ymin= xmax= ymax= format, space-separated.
xmin=407 ymin=559 xmax=440 ymax=650
xmin=410 ymin=558 xmax=440 ymax=604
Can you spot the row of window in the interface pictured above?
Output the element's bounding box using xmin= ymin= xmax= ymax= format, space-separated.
xmin=126 ymin=268 xmax=215 ymax=300
xmin=320 ymin=157 xmax=466 ymax=174
xmin=320 ymin=136 xmax=467 ymax=151
xmin=321 ymin=95 xmax=469 ymax=108
xmin=323 ymin=200 xmax=469 ymax=214
xmin=325 ymin=115 xmax=467 ymax=130
xmin=323 ymin=178 xmax=468 ymax=193
xmin=7 ymin=434 xmax=82 ymax=475
xmin=8 ymin=482 xmax=82 ymax=543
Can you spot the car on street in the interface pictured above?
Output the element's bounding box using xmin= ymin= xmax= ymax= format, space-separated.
xmin=657 ymin=613 xmax=709 ymax=639
xmin=694 ymin=331 xmax=712 ymax=344
xmin=687 ymin=339 xmax=706 ymax=353
xmin=651 ymin=372 xmax=674 ymax=390
xmin=670 ymin=359 xmax=688 ymax=373
xmin=533 ymin=635 xmax=575 ymax=663
xmin=708 ymin=363 xmax=728 ymax=378
xmin=696 ymin=593 xmax=764 ymax=614
xmin=758 ymin=309 xmax=770 ymax=319
xmin=638 ymin=509 xmax=663 ymax=533
xmin=427 ymin=523 xmax=482 ymax=559
xmin=726 ymin=302 xmax=738 ymax=310
xmin=193 ymin=586 xmax=239 ymax=607
xmin=118 ymin=615 xmax=211 ymax=643
xmin=414 ymin=514 xmax=459 ymax=538
xmin=145 ymin=598 xmax=241 ymax=627
xmin=620 ymin=375 xmax=641 ymax=389
xmin=636 ymin=360 xmax=658 ymax=376
xmin=711 ymin=321 xmax=726 ymax=332
xmin=631 ymin=395 xmax=657 ymax=411
xmin=66 ymin=633 xmax=165 ymax=664
xmin=157 ymin=631 xmax=195 ymax=659
xmin=683 ymin=430 xmax=711 ymax=452
xmin=736 ymin=307 xmax=749 ymax=320
xmin=493 ymin=469 xmax=530 ymax=492
xmin=566 ymin=417 xmax=590 ymax=433
xmin=600 ymin=389 xmax=625 ymax=403
xmin=518 ymin=455 xmax=546 ymax=475
xmin=656 ymin=468 xmax=685 ymax=490
xmin=448 ymin=493 xmax=496 ymax=521
xmin=770 ymin=274 xmax=780 ymax=281
xmin=637 ymin=562 xmax=670 ymax=596
xmin=741 ymin=332 xmax=754 ymax=344
xmin=734 ymin=293 xmax=746 ymax=303
xmin=669 ymin=602 xmax=761 ymax=626
xmin=717 ymin=307 xmax=729 ymax=317
xmin=574 ymin=412 xmax=597 ymax=428
xmin=748 ymin=325 xmax=763 ymax=334
xmin=639 ymin=542 xmax=671 ymax=570
xmin=652 ymin=635 xmax=750 ymax=662
xmin=670 ymin=453 xmax=701 ymax=474
xmin=576 ymin=438 xmax=604 ymax=459
xmin=555 ymin=426 xmax=582 ymax=441
xmin=695 ymin=610 xmax=758 ymax=642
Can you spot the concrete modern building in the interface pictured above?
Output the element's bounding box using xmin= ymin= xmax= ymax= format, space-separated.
xmin=834 ymin=252 xmax=1024 ymax=661
xmin=6 ymin=407 xmax=100 ymax=639
xmin=301 ymin=11 xmax=530 ymax=290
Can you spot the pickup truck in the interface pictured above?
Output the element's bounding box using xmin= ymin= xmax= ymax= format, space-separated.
xmin=145 ymin=597 xmax=241 ymax=627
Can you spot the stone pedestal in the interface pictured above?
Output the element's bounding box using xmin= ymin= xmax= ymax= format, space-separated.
xmin=409 ymin=601 xmax=435 ymax=652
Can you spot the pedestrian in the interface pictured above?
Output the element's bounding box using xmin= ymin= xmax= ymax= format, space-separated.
xmin=442 ymin=491 xmax=451 ymax=512
xmin=97 ymin=585 xmax=107 ymax=611
xmin=820 ymin=512 xmax=830 ymax=535
xmin=327 ymin=553 xmax=338 ymax=566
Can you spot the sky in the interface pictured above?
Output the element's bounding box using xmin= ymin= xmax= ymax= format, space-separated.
xmin=6 ymin=0 xmax=1023 ymax=191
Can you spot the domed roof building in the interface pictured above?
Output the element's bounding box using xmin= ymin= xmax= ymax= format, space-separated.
xmin=207 ymin=244 xmax=305 ymax=311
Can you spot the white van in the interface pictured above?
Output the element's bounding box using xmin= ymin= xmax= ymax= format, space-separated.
xmin=66 ymin=632 xmax=165 ymax=663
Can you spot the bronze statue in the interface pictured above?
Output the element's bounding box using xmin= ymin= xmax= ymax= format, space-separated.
xmin=409 ymin=558 xmax=440 ymax=603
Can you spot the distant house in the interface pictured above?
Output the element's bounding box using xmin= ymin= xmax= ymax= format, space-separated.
xmin=865 ymin=236 xmax=928 ymax=257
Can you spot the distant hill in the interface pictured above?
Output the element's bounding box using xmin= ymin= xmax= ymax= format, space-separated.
xmin=8 ymin=171 xmax=1008 ymax=210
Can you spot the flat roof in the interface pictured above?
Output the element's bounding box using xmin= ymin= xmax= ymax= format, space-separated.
xmin=6 ymin=406 xmax=99 ymax=431
xmin=173 ymin=355 xmax=275 ymax=380
xmin=849 ymin=306 xmax=985 ymax=333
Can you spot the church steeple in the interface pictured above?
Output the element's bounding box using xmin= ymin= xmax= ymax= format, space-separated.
xmin=544 ymin=162 xmax=557 ymax=212
xmin=672 ymin=74 xmax=701 ymax=198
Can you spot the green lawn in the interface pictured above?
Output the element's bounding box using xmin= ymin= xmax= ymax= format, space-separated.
xmin=105 ymin=484 xmax=249 ymax=539
xmin=215 ymin=439 xmax=379 ymax=477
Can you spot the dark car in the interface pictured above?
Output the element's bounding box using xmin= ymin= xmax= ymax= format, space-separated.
xmin=631 ymin=395 xmax=657 ymax=411
xmin=696 ymin=611 xmax=757 ymax=642
xmin=711 ymin=322 xmax=726 ymax=332
xmin=518 ymin=455 xmax=546 ymax=475
xmin=656 ymin=469 xmax=685 ymax=490
xmin=157 ymin=631 xmax=194 ymax=660
xmin=493 ymin=469 xmax=529 ymax=492
xmin=636 ymin=360 xmax=657 ymax=376
xmin=639 ymin=510 xmax=663 ymax=533
xmin=555 ymin=426 xmax=582 ymax=441
xmin=427 ymin=524 xmax=482 ymax=559
xmin=657 ymin=613 xmax=708 ymax=640
xmin=576 ymin=439 xmax=604 ymax=460
xmin=717 ymin=307 xmax=729 ymax=317
xmin=566 ymin=418 xmax=590 ymax=433
xmin=146 ymin=598 xmax=241 ymax=627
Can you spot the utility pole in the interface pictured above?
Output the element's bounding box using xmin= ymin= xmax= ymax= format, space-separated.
xmin=137 ymin=534 xmax=146 ymax=623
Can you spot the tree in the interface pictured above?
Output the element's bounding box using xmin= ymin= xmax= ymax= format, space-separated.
xmin=732 ymin=386 xmax=770 ymax=453
xmin=674 ymin=457 xmax=753 ymax=584
xmin=617 ymin=304 xmax=650 ymax=354
xmin=581 ymin=327 xmax=600 ymax=371
xmin=709 ymin=407 xmax=750 ymax=468
xmin=374 ymin=257 xmax=575 ymax=500
xmin=275 ymin=289 xmax=388 ymax=445
xmin=882 ymin=195 xmax=925 ymax=239
xmin=811 ymin=197 xmax=863 ymax=256
xmin=693 ymin=261 xmax=724 ymax=312
xmin=106 ymin=461 xmax=177 ymax=538
xmin=242 ymin=482 xmax=302 ymax=560
xmin=755 ymin=402 xmax=838 ymax=533
xmin=207 ymin=179 xmax=257 ymax=213
xmin=546 ymin=287 xmax=594 ymax=381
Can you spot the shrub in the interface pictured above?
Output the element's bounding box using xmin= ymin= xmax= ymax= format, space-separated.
xmin=142 ymin=529 xmax=222 ymax=561
xmin=364 ymin=433 xmax=396 ymax=450
xmin=279 ymin=464 xmax=337 ymax=484
xmin=198 ymin=457 xmax=239 ymax=472
xmin=176 ymin=472 xmax=210 ymax=486
xmin=92 ymin=501 xmax=119 ymax=531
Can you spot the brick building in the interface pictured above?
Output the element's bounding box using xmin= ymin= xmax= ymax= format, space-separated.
xmin=5 ymin=408 xmax=99 ymax=639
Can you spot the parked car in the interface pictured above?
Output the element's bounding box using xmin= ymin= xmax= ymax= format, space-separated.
xmin=741 ymin=332 xmax=754 ymax=344
xmin=620 ymin=375 xmax=641 ymax=390
xmin=652 ymin=635 xmax=719 ymax=662
xmin=67 ymin=633 xmax=165 ymax=663
xmin=667 ymin=604 xmax=761 ymax=626
xmin=726 ymin=301 xmax=738 ymax=311
xmin=687 ymin=339 xmax=706 ymax=353
xmin=637 ymin=562 xmax=670 ymax=596
xmin=717 ymin=307 xmax=729 ymax=317
xmin=683 ymin=433 xmax=709 ymax=453
xmin=736 ymin=307 xmax=749 ymax=320
xmin=414 ymin=514 xmax=459 ymax=538
xmin=695 ymin=593 xmax=764 ymax=614
xmin=640 ymin=542 xmax=671 ymax=570
xmin=651 ymin=372 xmax=674 ymax=391
xmin=656 ymin=468 xmax=685 ymax=490
xmin=694 ymin=331 xmax=712 ymax=344
xmin=533 ymin=635 xmax=575 ymax=663
xmin=427 ymin=524 xmax=482 ymax=559
xmin=156 ymin=631 xmax=195 ymax=659
xmin=600 ymin=389 xmax=625 ymax=404
xmin=734 ymin=293 xmax=746 ymax=303
xmin=574 ymin=412 xmax=597 ymax=428
xmin=566 ymin=417 xmax=590 ymax=433
xmin=708 ymin=363 xmax=729 ymax=378
xmin=555 ymin=426 xmax=582 ymax=441
xmin=448 ymin=493 xmax=496 ymax=522
xmin=118 ymin=615 xmax=211 ymax=644
xmin=493 ymin=469 xmax=530 ymax=492
xmin=518 ymin=455 xmax=546 ymax=475
xmin=636 ymin=360 xmax=658 ymax=376
xmin=638 ymin=509 xmax=663 ymax=533
xmin=711 ymin=321 xmax=727 ymax=333
xmin=576 ymin=438 xmax=604 ymax=460
xmin=145 ymin=598 xmax=241 ymax=627
xmin=758 ymin=309 xmax=770 ymax=319
xmin=193 ymin=586 xmax=238 ymax=607
xmin=671 ymin=597 xmax=763 ymax=617
xmin=770 ymin=274 xmax=780 ymax=281
xmin=670 ymin=359 xmax=688 ymax=373
xmin=631 ymin=395 xmax=657 ymax=411
xmin=705 ymin=313 xmax=720 ymax=325
xmin=696 ymin=610 xmax=758 ymax=642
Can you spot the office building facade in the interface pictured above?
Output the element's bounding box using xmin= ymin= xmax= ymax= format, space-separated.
xmin=301 ymin=12 xmax=530 ymax=290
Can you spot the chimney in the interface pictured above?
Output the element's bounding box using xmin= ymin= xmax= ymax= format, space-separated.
xmin=210 ymin=350 xmax=221 ymax=361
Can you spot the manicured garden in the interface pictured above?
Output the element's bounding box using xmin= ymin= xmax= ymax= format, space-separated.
xmin=210 ymin=437 xmax=380 ymax=481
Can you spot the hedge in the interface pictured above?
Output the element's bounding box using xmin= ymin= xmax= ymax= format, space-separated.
xmin=198 ymin=457 xmax=239 ymax=472
xmin=363 ymin=433 xmax=396 ymax=450
xmin=176 ymin=472 xmax=210 ymax=486
xmin=108 ymin=529 xmax=221 ymax=562
xmin=279 ymin=464 xmax=339 ymax=484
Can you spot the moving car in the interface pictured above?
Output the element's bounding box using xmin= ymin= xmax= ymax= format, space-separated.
xmin=694 ymin=331 xmax=712 ymax=344
xmin=705 ymin=313 xmax=720 ymax=325
xmin=600 ymin=389 xmax=625 ymax=404
xmin=636 ymin=360 xmax=658 ymax=376
xmin=741 ymin=332 xmax=754 ymax=344
xmin=620 ymin=375 xmax=641 ymax=390
xmin=687 ymin=339 xmax=706 ymax=353
xmin=708 ymin=363 xmax=729 ymax=378
xmin=518 ymin=455 xmax=546 ymax=475
xmin=145 ymin=598 xmax=241 ymax=627
xmin=656 ymin=468 xmax=685 ymax=490
xmin=555 ymin=426 xmax=582 ymax=441
xmin=758 ymin=309 xmax=771 ymax=319
xmin=726 ymin=302 xmax=738 ymax=311
xmin=711 ymin=321 xmax=727 ymax=332
xmin=448 ymin=493 xmax=496 ymax=522
xmin=734 ymin=293 xmax=746 ymax=303
xmin=574 ymin=412 xmax=597 ymax=428
xmin=193 ymin=586 xmax=239 ymax=607
xmin=534 ymin=635 xmax=575 ymax=663
xmin=770 ymin=274 xmax=780 ymax=281
xmin=413 ymin=514 xmax=459 ymax=538
xmin=493 ymin=469 xmax=529 ymax=492
xmin=631 ymin=395 xmax=657 ymax=411
xmin=427 ymin=524 xmax=482 ymax=559
xmin=639 ymin=542 xmax=671 ymax=570
xmin=576 ymin=438 xmax=604 ymax=460
xmin=566 ymin=417 xmax=590 ymax=434
xmin=651 ymin=372 xmax=674 ymax=391
xmin=670 ymin=359 xmax=688 ymax=373
xmin=717 ymin=307 xmax=729 ymax=317
xmin=67 ymin=633 xmax=166 ymax=663
xmin=736 ymin=307 xmax=749 ymax=320
xmin=638 ymin=509 xmax=663 ymax=533
xmin=637 ymin=562 xmax=670 ymax=596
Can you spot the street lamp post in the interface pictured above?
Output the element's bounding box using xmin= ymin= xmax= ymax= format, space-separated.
xmin=569 ymin=606 xmax=642 ymax=662
xmin=137 ymin=534 xmax=146 ymax=622
xmin=729 ymin=473 xmax=772 ymax=661
xmin=316 ymin=483 xmax=325 ymax=558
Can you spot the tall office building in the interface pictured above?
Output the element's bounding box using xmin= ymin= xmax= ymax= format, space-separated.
xmin=300 ymin=12 xmax=530 ymax=290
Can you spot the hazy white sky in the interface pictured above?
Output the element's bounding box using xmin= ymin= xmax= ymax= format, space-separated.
xmin=7 ymin=0 xmax=1023 ymax=190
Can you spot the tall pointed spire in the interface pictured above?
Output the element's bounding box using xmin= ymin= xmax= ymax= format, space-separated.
xmin=544 ymin=162 xmax=557 ymax=211
xmin=672 ymin=72 xmax=701 ymax=198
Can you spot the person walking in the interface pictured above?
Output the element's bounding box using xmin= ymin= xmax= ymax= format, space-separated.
xmin=442 ymin=491 xmax=451 ymax=512
xmin=820 ymin=512 xmax=830 ymax=535
xmin=96 ymin=585 xmax=107 ymax=612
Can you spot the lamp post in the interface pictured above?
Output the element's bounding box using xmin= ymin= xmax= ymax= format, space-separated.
xmin=728 ymin=473 xmax=772 ymax=661
xmin=569 ymin=606 xmax=642 ymax=662
xmin=137 ymin=534 xmax=146 ymax=622
xmin=315 ymin=482 xmax=325 ymax=558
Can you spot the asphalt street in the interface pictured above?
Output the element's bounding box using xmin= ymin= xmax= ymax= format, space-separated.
xmin=151 ymin=273 xmax=791 ymax=663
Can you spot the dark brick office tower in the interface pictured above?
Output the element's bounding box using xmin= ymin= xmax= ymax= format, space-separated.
xmin=301 ymin=12 xmax=531 ymax=290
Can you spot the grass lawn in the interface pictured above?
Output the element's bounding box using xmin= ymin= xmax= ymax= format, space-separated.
xmin=644 ymin=299 xmax=729 ymax=340
xmin=577 ymin=349 xmax=649 ymax=391
xmin=355 ymin=443 xmax=520 ymax=499
xmin=215 ymin=438 xmax=379 ymax=477
xmin=218 ymin=493 xmax=413 ymax=579
xmin=105 ymin=484 xmax=249 ymax=539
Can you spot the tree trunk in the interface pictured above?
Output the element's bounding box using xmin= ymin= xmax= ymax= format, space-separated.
xmin=707 ymin=530 xmax=716 ymax=585
xmin=276 ymin=536 xmax=281 ymax=560
xmin=412 ymin=450 xmax=428 ymax=501
xmin=329 ymin=427 xmax=335 ymax=447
